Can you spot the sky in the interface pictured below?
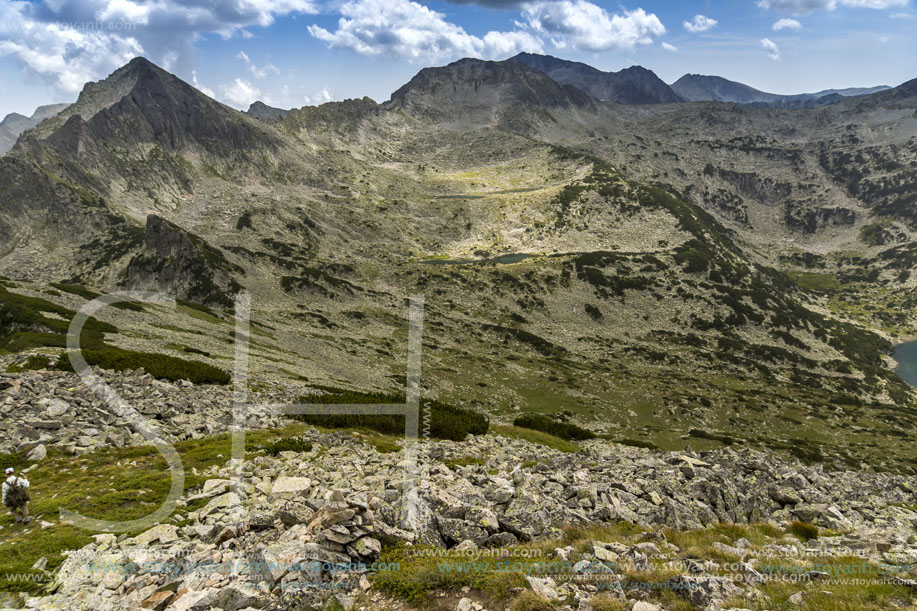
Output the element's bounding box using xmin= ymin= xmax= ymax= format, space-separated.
xmin=0 ymin=0 xmax=914 ymax=117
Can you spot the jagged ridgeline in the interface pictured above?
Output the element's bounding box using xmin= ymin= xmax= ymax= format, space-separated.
xmin=0 ymin=54 xmax=916 ymax=471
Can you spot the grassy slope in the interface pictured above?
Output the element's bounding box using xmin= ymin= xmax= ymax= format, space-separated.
xmin=0 ymin=422 xmax=311 ymax=594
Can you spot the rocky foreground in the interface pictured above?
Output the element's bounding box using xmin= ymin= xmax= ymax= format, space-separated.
xmin=3 ymin=365 xmax=917 ymax=610
xmin=9 ymin=432 xmax=917 ymax=608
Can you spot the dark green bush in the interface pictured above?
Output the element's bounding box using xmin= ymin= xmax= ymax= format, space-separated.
xmin=56 ymin=346 xmax=230 ymax=385
xmin=688 ymin=428 xmax=736 ymax=446
xmin=614 ymin=438 xmax=660 ymax=450
xmin=787 ymin=521 xmax=819 ymax=541
xmin=673 ymin=240 xmax=714 ymax=273
xmin=1 ymin=285 xmax=229 ymax=384
xmin=5 ymin=355 xmax=52 ymax=373
xmin=49 ymin=283 xmax=144 ymax=312
xmin=236 ymin=211 xmax=253 ymax=230
xmin=262 ymin=437 xmax=312 ymax=456
xmin=585 ymin=304 xmax=603 ymax=320
xmin=0 ymin=285 xmax=116 ymax=351
xmin=513 ymin=414 xmax=596 ymax=441
xmin=293 ymin=389 xmax=488 ymax=441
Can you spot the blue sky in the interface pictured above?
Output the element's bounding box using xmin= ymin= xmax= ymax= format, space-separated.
xmin=0 ymin=0 xmax=914 ymax=117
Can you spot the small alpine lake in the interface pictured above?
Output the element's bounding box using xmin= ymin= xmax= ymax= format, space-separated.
xmin=894 ymin=340 xmax=917 ymax=388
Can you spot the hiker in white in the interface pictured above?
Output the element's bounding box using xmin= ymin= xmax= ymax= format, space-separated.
xmin=2 ymin=467 xmax=30 ymax=524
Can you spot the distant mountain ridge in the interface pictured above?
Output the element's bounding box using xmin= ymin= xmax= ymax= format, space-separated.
xmin=385 ymin=57 xmax=595 ymax=116
xmin=510 ymin=52 xmax=682 ymax=104
xmin=246 ymin=101 xmax=291 ymax=122
xmin=0 ymin=102 xmax=70 ymax=154
xmin=671 ymin=74 xmax=890 ymax=107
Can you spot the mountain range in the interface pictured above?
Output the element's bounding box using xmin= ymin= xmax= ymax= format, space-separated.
xmin=1 ymin=53 xmax=916 ymax=472
xmin=671 ymin=73 xmax=890 ymax=107
xmin=0 ymin=53 xmax=892 ymax=156
xmin=510 ymin=52 xmax=683 ymax=104
xmin=0 ymin=102 xmax=70 ymax=153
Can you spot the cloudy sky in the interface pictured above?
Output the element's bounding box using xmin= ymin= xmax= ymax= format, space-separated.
xmin=0 ymin=0 xmax=914 ymax=117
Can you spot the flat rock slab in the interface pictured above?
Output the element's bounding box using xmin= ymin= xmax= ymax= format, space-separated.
xmin=270 ymin=477 xmax=311 ymax=499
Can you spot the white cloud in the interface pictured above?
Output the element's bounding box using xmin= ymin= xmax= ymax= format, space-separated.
xmin=220 ymin=78 xmax=261 ymax=108
xmin=0 ymin=0 xmax=143 ymax=93
xmin=773 ymin=17 xmax=803 ymax=29
xmin=683 ymin=14 xmax=717 ymax=33
xmin=661 ymin=41 xmax=678 ymax=52
xmin=521 ymin=2 xmax=666 ymax=52
xmin=758 ymin=0 xmax=907 ymax=14
xmin=97 ymin=0 xmax=150 ymax=25
xmin=480 ymin=30 xmax=544 ymax=57
xmin=303 ymin=88 xmax=333 ymax=105
xmin=0 ymin=0 xmax=317 ymax=98
xmin=890 ymin=11 xmax=915 ymax=17
xmin=761 ymin=37 xmax=781 ymax=60
xmin=236 ymin=51 xmax=280 ymax=78
xmin=308 ymin=0 xmax=542 ymax=61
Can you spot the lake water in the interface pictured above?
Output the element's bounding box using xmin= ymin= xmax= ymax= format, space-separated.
xmin=894 ymin=341 xmax=917 ymax=388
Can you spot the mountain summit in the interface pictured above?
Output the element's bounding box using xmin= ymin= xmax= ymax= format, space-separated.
xmin=510 ymin=52 xmax=682 ymax=104
xmin=24 ymin=56 xmax=275 ymax=156
xmin=385 ymin=57 xmax=594 ymax=116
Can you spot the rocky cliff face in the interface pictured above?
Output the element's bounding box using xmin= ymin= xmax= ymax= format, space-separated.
xmin=122 ymin=215 xmax=243 ymax=307
xmin=27 ymin=58 xmax=273 ymax=155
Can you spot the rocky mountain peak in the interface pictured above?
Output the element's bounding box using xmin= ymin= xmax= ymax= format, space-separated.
xmin=671 ymin=74 xmax=768 ymax=103
xmin=384 ymin=57 xmax=594 ymax=114
xmin=510 ymin=52 xmax=681 ymax=104
xmin=246 ymin=100 xmax=291 ymax=122
xmin=22 ymin=56 xmax=276 ymax=157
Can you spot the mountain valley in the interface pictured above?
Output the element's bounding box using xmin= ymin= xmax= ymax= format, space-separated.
xmin=1 ymin=55 xmax=916 ymax=471
xmin=1 ymin=51 xmax=917 ymax=610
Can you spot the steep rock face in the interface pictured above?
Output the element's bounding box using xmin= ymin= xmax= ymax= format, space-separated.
xmin=122 ymin=215 xmax=242 ymax=307
xmin=512 ymin=52 xmax=682 ymax=104
xmin=0 ymin=113 xmax=33 ymax=154
xmin=9 ymin=57 xmax=286 ymax=216
xmin=385 ymin=57 xmax=595 ymax=117
xmin=26 ymin=57 xmax=277 ymax=158
xmin=0 ymin=57 xmax=296 ymax=279
xmin=31 ymin=103 xmax=72 ymax=123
